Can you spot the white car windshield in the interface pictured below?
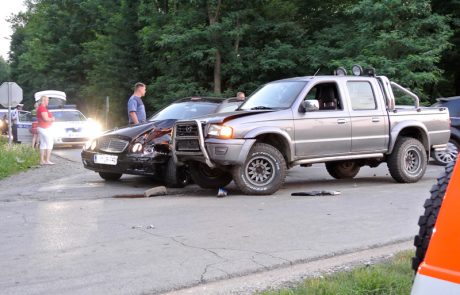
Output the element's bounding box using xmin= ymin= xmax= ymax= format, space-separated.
xmin=52 ymin=111 xmax=86 ymax=122
xmin=239 ymin=81 xmax=307 ymax=110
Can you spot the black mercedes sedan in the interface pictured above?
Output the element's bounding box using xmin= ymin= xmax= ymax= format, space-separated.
xmin=81 ymin=97 xmax=242 ymax=187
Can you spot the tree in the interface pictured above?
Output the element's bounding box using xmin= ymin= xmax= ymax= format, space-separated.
xmin=306 ymin=0 xmax=452 ymax=104
xmin=432 ymin=0 xmax=460 ymax=96
xmin=0 ymin=57 xmax=9 ymax=82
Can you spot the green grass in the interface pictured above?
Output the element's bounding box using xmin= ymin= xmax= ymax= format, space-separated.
xmin=0 ymin=137 xmax=40 ymax=179
xmin=260 ymin=251 xmax=414 ymax=295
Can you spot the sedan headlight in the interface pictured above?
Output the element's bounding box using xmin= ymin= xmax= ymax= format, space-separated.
xmin=83 ymin=139 xmax=97 ymax=151
xmin=207 ymin=124 xmax=233 ymax=139
xmin=86 ymin=119 xmax=103 ymax=138
xmin=132 ymin=142 xmax=143 ymax=153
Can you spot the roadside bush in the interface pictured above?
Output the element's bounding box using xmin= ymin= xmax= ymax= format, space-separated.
xmin=0 ymin=137 xmax=40 ymax=179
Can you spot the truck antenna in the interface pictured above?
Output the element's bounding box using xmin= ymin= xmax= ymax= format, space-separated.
xmin=313 ymin=67 xmax=321 ymax=77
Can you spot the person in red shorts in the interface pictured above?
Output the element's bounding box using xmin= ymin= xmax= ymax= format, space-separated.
xmin=37 ymin=96 xmax=55 ymax=165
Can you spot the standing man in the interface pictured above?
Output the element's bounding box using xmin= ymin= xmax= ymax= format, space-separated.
xmin=127 ymin=82 xmax=147 ymax=124
xmin=11 ymin=104 xmax=23 ymax=143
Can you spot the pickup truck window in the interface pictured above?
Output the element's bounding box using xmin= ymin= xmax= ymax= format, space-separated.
xmin=305 ymin=82 xmax=342 ymax=111
xmin=347 ymin=81 xmax=377 ymax=110
xmin=239 ymin=81 xmax=307 ymax=110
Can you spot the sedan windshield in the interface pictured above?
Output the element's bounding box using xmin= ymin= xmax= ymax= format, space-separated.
xmin=239 ymin=81 xmax=307 ymax=110
xmin=149 ymin=102 xmax=219 ymax=121
xmin=52 ymin=111 xmax=86 ymax=122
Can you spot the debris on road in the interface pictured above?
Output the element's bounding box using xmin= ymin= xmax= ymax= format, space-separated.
xmin=144 ymin=186 xmax=167 ymax=197
xmin=113 ymin=194 xmax=145 ymax=198
xmin=217 ymin=188 xmax=227 ymax=198
xmin=291 ymin=190 xmax=341 ymax=196
xmin=147 ymin=225 xmax=155 ymax=229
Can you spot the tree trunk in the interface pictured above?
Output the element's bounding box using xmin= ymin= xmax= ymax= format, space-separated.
xmin=214 ymin=50 xmax=221 ymax=94
xmin=208 ymin=0 xmax=222 ymax=94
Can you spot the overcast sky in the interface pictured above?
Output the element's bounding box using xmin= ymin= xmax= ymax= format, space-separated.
xmin=0 ymin=1 xmax=26 ymax=60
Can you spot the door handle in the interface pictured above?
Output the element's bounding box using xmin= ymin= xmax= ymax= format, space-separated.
xmin=372 ymin=117 xmax=380 ymax=123
xmin=337 ymin=119 xmax=347 ymax=124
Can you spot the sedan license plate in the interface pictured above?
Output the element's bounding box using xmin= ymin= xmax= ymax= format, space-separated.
xmin=94 ymin=154 xmax=118 ymax=165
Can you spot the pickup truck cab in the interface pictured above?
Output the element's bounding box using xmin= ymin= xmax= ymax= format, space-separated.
xmin=172 ymin=68 xmax=451 ymax=194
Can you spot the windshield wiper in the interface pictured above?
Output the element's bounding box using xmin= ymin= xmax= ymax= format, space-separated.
xmin=250 ymin=106 xmax=273 ymax=110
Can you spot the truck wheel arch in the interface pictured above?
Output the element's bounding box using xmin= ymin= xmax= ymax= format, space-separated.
xmin=389 ymin=123 xmax=430 ymax=154
xmin=244 ymin=128 xmax=293 ymax=164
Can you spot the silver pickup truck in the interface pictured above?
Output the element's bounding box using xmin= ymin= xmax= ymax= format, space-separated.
xmin=172 ymin=71 xmax=450 ymax=195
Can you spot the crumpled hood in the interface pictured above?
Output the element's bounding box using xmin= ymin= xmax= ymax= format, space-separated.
xmin=193 ymin=110 xmax=270 ymax=124
xmin=103 ymin=119 xmax=176 ymax=140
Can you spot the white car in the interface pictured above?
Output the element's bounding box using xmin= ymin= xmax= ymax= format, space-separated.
xmin=48 ymin=109 xmax=102 ymax=146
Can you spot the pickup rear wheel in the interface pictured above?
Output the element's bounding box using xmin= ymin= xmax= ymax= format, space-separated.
xmin=412 ymin=161 xmax=454 ymax=271
xmin=189 ymin=162 xmax=232 ymax=189
xmin=325 ymin=161 xmax=360 ymax=179
xmin=232 ymin=143 xmax=287 ymax=195
xmin=99 ymin=172 xmax=122 ymax=181
xmin=387 ymin=137 xmax=427 ymax=183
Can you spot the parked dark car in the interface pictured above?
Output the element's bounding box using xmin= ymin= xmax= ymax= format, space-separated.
xmin=81 ymin=97 xmax=242 ymax=187
xmin=431 ymin=97 xmax=460 ymax=165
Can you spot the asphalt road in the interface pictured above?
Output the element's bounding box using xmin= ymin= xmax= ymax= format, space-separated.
xmin=0 ymin=148 xmax=446 ymax=294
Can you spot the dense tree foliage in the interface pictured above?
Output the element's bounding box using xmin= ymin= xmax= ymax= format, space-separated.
xmin=432 ymin=0 xmax=460 ymax=97
xmin=0 ymin=57 xmax=9 ymax=82
xmin=6 ymin=0 xmax=457 ymax=126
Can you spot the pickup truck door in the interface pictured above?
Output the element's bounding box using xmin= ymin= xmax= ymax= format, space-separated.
xmin=346 ymin=80 xmax=389 ymax=153
xmin=293 ymin=82 xmax=352 ymax=158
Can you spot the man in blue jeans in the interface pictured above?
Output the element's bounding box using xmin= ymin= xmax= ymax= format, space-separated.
xmin=127 ymin=82 xmax=147 ymax=124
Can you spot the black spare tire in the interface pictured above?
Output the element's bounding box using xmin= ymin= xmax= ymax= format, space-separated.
xmin=412 ymin=161 xmax=455 ymax=271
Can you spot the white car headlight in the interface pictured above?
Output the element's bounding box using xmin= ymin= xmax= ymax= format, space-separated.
xmin=207 ymin=124 xmax=233 ymax=139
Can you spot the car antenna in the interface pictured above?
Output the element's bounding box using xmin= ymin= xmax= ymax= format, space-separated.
xmin=312 ymin=67 xmax=321 ymax=77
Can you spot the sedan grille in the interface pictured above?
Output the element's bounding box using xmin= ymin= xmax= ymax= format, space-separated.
xmin=98 ymin=137 xmax=129 ymax=153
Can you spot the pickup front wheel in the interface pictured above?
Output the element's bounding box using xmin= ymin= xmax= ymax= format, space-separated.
xmin=387 ymin=137 xmax=427 ymax=183
xmin=232 ymin=143 xmax=287 ymax=195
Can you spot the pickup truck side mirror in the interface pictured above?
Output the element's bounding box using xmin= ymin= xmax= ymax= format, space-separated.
xmin=301 ymin=100 xmax=319 ymax=112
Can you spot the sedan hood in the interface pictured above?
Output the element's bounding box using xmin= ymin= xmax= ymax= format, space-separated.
xmin=104 ymin=119 xmax=176 ymax=139
xmin=194 ymin=110 xmax=270 ymax=124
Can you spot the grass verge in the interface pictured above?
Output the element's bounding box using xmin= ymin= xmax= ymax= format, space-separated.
xmin=260 ymin=250 xmax=414 ymax=295
xmin=0 ymin=137 xmax=40 ymax=179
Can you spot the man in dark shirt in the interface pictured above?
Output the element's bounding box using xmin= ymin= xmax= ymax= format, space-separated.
xmin=127 ymin=82 xmax=147 ymax=124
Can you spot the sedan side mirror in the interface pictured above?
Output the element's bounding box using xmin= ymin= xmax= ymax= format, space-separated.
xmin=301 ymin=100 xmax=319 ymax=112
